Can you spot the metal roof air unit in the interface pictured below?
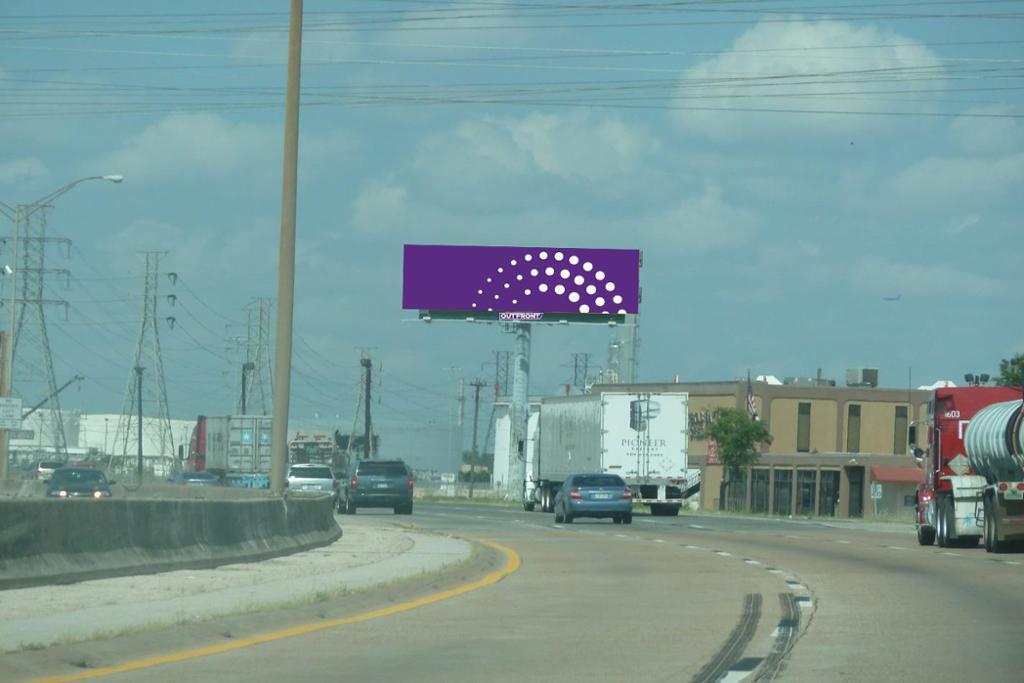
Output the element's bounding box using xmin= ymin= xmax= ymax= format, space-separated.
xmin=845 ymin=368 xmax=879 ymax=388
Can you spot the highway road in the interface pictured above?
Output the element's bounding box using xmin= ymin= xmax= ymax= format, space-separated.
xmin=10 ymin=503 xmax=1024 ymax=682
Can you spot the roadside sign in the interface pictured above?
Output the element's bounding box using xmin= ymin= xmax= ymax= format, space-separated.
xmin=706 ymin=438 xmax=720 ymax=466
xmin=0 ymin=397 xmax=23 ymax=430
xmin=870 ymin=482 xmax=883 ymax=500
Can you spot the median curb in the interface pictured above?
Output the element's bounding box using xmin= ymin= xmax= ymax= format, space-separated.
xmin=0 ymin=496 xmax=342 ymax=590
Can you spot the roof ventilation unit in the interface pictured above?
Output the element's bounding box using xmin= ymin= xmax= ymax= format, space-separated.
xmin=846 ymin=368 xmax=879 ymax=388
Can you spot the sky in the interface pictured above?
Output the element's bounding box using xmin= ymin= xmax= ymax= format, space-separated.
xmin=1 ymin=1 xmax=1022 ymax=469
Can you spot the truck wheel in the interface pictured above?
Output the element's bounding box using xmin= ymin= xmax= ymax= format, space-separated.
xmin=984 ymin=495 xmax=993 ymax=552
xmin=989 ymin=496 xmax=1009 ymax=553
xmin=916 ymin=522 xmax=935 ymax=546
xmin=936 ymin=497 xmax=949 ymax=548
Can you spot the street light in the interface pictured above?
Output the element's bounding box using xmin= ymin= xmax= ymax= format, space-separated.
xmin=0 ymin=175 xmax=124 ymax=480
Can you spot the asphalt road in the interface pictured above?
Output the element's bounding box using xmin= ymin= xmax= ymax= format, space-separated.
xmin=11 ymin=503 xmax=1024 ymax=682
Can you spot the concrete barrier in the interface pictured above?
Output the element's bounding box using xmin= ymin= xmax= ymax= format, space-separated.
xmin=0 ymin=496 xmax=342 ymax=590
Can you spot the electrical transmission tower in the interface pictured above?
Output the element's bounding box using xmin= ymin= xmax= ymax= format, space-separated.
xmin=607 ymin=314 xmax=640 ymax=384
xmin=567 ymin=352 xmax=592 ymax=393
xmin=112 ymin=252 xmax=175 ymax=477
xmin=10 ymin=206 xmax=72 ymax=456
xmin=492 ymin=350 xmax=511 ymax=397
xmin=236 ymin=298 xmax=273 ymax=415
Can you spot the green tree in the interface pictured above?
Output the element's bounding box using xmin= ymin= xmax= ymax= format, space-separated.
xmin=996 ymin=352 xmax=1024 ymax=388
xmin=706 ymin=408 xmax=773 ymax=511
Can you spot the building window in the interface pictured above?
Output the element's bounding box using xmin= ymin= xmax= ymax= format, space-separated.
xmin=797 ymin=470 xmax=816 ymax=515
xmin=727 ymin=469 xmax=748 ymax=512
xmin=773 ymin=470 xmax=792 ymax=516
xmin=894 ymin=406 xmax=908 ymax=455
xmin=797 ymin=402 xmax=811 ymax=453
xmin=751 ymin=469 xmax=770 ymax=514
xmin=818 ymin=471 xmax=840 ymax=517
xmin=846 ymin=404 xmax=861 ymax=453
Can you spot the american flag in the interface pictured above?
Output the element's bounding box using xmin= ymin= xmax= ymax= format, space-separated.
xmin=746 ymin=373 xmax=758 ymax=420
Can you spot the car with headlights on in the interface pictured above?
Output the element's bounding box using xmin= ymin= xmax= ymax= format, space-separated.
xmin=46 ymin=467 xmax=113 ymax=499
xmin=554 ymin=473 xmax=633 ymax=524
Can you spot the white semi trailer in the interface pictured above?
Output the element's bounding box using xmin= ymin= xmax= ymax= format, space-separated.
xmin=524 ymin=391 xmax=691 ymax=516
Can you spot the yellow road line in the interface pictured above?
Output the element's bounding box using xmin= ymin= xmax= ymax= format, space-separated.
xmin=33 ymin=540 xmax=520 ymax=682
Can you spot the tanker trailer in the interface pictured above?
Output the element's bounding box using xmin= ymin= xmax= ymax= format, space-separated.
xmin=965 ymin=400 xmax=1024 ymax=552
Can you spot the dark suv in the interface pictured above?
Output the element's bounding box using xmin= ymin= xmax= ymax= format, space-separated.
xmin=344 ymin=459 xmax=413 ymax=515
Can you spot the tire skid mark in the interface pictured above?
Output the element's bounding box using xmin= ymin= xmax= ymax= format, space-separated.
xmin=690 ymin=593 xmax=763 ymax=683
xmin=757 ymin=593 xmax=801 ymax=681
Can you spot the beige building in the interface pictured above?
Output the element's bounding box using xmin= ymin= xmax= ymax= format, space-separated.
xmin=601 ymin=379 xmax=932 ymax=520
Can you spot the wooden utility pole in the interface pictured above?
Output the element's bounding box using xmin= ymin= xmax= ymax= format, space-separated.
xmin=362 ymin=357 xmax=373 ymax=460
xmin=270 ymin=0 xmax=303 ymax=495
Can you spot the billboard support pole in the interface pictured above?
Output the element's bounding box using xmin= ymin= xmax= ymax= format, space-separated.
xmin=510 ymin=323 xmax=531 ymax=503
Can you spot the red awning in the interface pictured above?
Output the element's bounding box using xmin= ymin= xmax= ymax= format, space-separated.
xmin=870 ymin=466 xmax=924 ymax=484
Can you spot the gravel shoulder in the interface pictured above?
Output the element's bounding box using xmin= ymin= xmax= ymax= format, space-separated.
xmin=0 ymin=521 xmax=471 ymax=654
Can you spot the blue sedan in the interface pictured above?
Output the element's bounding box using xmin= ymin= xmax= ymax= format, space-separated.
xmin=46 ymin=467 xmax=113 ymax=499
xmin=554 ymin=473 xmax=633 ymax=525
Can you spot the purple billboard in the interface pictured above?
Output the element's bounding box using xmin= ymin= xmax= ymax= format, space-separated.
xmin=403 ymin=244 xmax=641 ymax=318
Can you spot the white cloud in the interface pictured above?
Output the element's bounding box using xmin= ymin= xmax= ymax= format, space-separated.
xmin=949 ymin=214 xmax=980 ymax=235
xmin=102 ymin=218 xmax=211 ymax=268
xmin=854 ymin=256 xmax=1003 ymax=297
xmin=673 ymin=18 xmax=944 ymax=139
xmin=97 ymin=113 xmax=352 ymax=187
xmin=417 ymin=110 xmax=658 ymax=186
xmin=352 ymin=178 xmax=411 ymax=236
xmin=509 ymin=112 xmax=659 ymax=181
xmin=0 ymin=157 xmax=46 ymax=184
xmin=100 ymin=113 xmax=277 ymax=183
xmin=951 ymin=105 xmax=1024 ymax=154
xmin=641 ymin=182 xmax=757 ymax=253
xmin=891 ymin=152 xmax=1024 ymax=207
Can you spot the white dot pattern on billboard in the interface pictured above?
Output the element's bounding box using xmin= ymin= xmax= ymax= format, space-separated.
xmin=475 ymin=252 xmax=620 ymax=314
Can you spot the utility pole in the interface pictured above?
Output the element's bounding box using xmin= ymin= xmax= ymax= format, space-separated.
xmin=361 ymin=357 xmax=372 ymax=460
xmin=270 ymin=0 xmax=303 ymax=495
xmin=468 ymin=378 xmax=486 ymax=499
xmin=135 ymin=366 xmax=144 ymax=483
